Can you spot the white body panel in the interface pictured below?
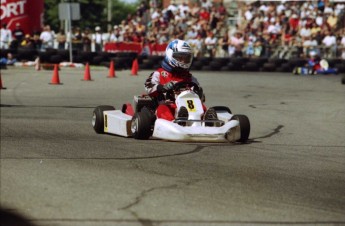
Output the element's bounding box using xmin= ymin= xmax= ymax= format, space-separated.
xmin=104 ymin=110 xmax=132 ymax=137
xmin=152 ymin=118 xmax=240 ymax=142
xmin=175 ymin=90 xmax=204 ymax=126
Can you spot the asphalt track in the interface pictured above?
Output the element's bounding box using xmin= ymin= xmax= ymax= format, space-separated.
xmin=1 ymin=66 xmax=345 ymax=226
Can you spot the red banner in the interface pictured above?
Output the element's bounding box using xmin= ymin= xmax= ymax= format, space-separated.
xmin=104 ymin=42 xmax=168 ymax=55
xmin=1 ymin=0 xmax=44 ymax=34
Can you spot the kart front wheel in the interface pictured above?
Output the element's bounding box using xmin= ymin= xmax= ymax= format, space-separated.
xmin=92 ymin=105 xmax=115 ymax=134
xmin=232 ymin=114 xmax=250 ymax=143
xmin=131 ymin=109 xmax=153 ymax=140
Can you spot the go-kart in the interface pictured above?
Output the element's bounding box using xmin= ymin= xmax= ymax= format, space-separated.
xmin=293 ymin=59 xmax=338 ymax=75
xmin=92 ymin=81 xmax=250 ymax=143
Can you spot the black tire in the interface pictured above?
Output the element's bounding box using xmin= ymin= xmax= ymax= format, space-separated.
xmin=342 ymin=75 xmax=345 ymax=85
xmin=201 ymin=65 xmax=213 ymax=71
xmin=211 ymin=106 xmax=232 ymax=114
xmin=92 ymin=105 xmax=115 ymax=134
xmin=131 ymin=107 xmax=154 ymax=140
xmin=231 ymin=114 xmax=250 ymax=143
xmin=92 ymin=56 xmax=104 ymax=65
xmin=50 ymin=55 xmax=63 ymax=64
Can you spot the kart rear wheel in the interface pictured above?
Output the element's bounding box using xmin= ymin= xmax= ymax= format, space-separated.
xmin=92 ymin=105 xmax=115 ymax=134
xmin=131 ymin=108 xmax=154 ymax=140
xmin=232 ymin=114 xmax=250 ymax=143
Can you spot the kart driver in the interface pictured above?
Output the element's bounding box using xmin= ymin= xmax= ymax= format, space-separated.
xmin=144 ymin=39 xmax=217 ymax=125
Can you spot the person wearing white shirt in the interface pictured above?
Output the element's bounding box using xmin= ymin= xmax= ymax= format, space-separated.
xmin=40 ymin=25 xmax=54 ymax=51
xmin=92 ymin=26 xmax=103 ymax=52
xmin=303 ymin=36 xmax=318 ymax=56
xmin=167 ymin=3 xmax=178 ymax=14
xmin=259 ymin=3 xmax=268 ymax=12
xmin=186 ymin=27 xmax=198 ymax=40
xmin=322 ymin=31 xmax=337 ymax=58
xmin=110 ymin=26 xmax=123 ymax=42
xmin=276 ymin=3 xmax=286 ymax=15
xmin=300 ymin=28 xmax=311 ymax=39
xmin=0 ymin=24 xmax=12 ymax=49
xmin=200 ymin=0 xmax=212 ymax=11
xmin=244 ymin=7 xmax=253 ymax=21
xmin=204 ymin=32 xmax=217 ymax=57
xmin=179 ymin=2 xmax=190 ymax=18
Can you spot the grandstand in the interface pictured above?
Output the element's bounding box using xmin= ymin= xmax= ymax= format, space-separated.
xmin=1 ymin=0 xmax=344 ymax=72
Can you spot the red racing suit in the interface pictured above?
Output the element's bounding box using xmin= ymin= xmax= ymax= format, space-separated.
xmin=144 ymin=68 xmax=205 ymax=121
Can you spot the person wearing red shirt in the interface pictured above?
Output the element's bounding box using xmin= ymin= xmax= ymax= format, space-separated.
xmin=144 ymin=39 xmax=217 ymax=124
xmin=289 ymin=14 xmax=299 ymax=32
xmin=199 ymin=7 xmax=210 ymax=23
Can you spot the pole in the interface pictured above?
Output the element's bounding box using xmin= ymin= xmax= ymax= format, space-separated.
xmin=107 ymin=0 xmax=112 ymax=32
xmin=68 ymin=4 xmax=73 ymax=63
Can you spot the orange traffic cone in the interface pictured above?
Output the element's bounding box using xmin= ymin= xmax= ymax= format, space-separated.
xmin=49 ymin=64 xmax=62 ymax=85
xmin=108 ymin=60 xmax=116 ymax=78
xmin=131 ymin=58 xmax=139 ymax=76
xmin=35 ymin=57 xmax=41 ymax=71
xmin=82 ymin=63 xmax=93 ymax=81
xmin=0 ymin=74 xmax=6 ymax=89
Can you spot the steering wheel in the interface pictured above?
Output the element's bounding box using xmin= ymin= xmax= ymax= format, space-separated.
xmin=165 ymin=81 xmax=203 ymax=101
xmin=173 ymin=81 xmax=200 ymax=93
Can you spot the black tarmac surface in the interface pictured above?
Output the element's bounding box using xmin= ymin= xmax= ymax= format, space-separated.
xmin=1 ymin=67 xmax=345 ymax=226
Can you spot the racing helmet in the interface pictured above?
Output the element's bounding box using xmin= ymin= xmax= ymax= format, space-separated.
xmin=163 ymin=39 xmax=193 ymax=71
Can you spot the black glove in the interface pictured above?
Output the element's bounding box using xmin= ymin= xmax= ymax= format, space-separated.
xmin=157 ymin=81 xmax=176 ymax=93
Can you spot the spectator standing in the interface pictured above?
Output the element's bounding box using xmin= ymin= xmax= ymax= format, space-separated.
xmin=82 ymin=28 xmax=92 ymax=52
xmin=218 ymin=32 xmax=230 ymax=57
xmin=1 ymin=24 xmax=12 ymax=49
xmin=72 ymin=27 xmax=83 ymax=51
xmin=186 ymin=26 xmax=198 ymax=40
xmin=302 ymin=35 xmax=318 ymax=56
xmin=40 ymin=25 xmax=55 ymax=51
xmin=199 ymin=7 xmax=210 ymax=25
xmin=254 ymin=40 xmax=263 ymax=57
xmin=229 ymin=32 xmax=244 ymax=57
xmin=102 ymin=28 xmax=111 ymax=47
xmin=244 ymin=5 xmax=254 ymax=21
xmin=315 ymin=12 xmax=323 ymax=26
xmin=12 ymin=23 xmax=24 ymax=44
xmin=289 ymin=14 xmax=299 ymax=33
xmin=179 ymin=2 xmax=190 ymax=18
xmin=110 ymin=26 xmax=123 ymax=42
xmin=322 ymin=31 xmax=337 ymax=58
xmin=299 ymin=24 xmax=312 ymax=40
xmin=204 ymin=31 xmax=217 ymax=57
xmin=326 ymin=12 xmax=338 ymax=30
xmin=217 ymin=2 xmax=228 ymax=17
xmin=200 ymin=0 xmax=212 ymax=11
xmin=92 ymin=26 xmax=103 ymax=52
xmin=56 ymin=29 xmax=66 ymax=50
xmin=310 ymin=22 xmax=321 ymax=36
xmin=209 ymin=6 xmax=221 ymax=30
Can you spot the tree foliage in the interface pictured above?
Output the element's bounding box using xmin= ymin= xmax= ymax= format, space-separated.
xmin=44 ymin=0 xmax=139 ymax=32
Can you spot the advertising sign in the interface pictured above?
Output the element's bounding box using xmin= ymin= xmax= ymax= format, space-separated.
xmin=1 ymin=0 xmax=44 ymax=34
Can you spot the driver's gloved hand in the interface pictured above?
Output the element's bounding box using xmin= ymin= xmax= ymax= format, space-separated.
xmin=157 ymin=81 xmax=176 ymax=93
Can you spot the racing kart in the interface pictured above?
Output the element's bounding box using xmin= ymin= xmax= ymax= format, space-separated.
xmin=92 ymin=81 xmax=250 ymax=143
xmin=293 ymin=59 xmax=338 ymax=75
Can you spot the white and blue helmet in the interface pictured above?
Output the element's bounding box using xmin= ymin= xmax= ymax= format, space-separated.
xmin=163 ymin=39 xmax=193 ymax=71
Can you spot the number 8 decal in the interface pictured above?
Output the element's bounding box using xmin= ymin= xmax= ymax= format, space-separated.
xmin=186 ymin=100 xmax=196 ymax=112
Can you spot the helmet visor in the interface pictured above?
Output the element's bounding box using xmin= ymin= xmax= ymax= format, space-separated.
xmin=173 ymin=52 xmax=192 ymax=64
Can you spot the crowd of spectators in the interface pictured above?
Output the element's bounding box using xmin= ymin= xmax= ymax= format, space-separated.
xmin=1 ymin=0 xmax=345 ymax=60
